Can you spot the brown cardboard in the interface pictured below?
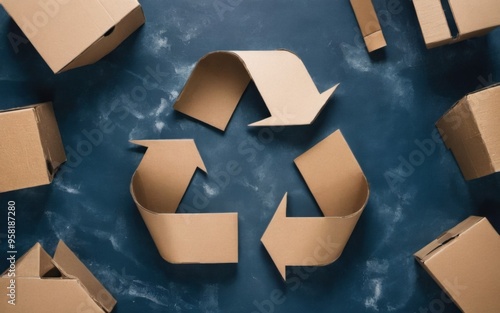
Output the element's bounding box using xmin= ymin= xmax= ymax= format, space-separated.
xmin=0 ymin=102 xmax=66 ymax=193
xmin=436 ymin=84 xmax=500 ymax=180
xmin=413 ymin=0 xmax=500 ymax=48
xmin=1 ymin=0 xmax=145 ymax=73
xmin=130 ymin=140 xmax=238 ymax=264
xmin=350 ymin=0 xmax=387 ymax=52
xmin=173 ymin=50 xmax=339 ymax=131
xmin=414 ymin=216 xmax=500 ymax=313
xmin=0 ymin=241 xmax=117 ymax=313
xmin=261 ymin=130 xmax=369 ymax=280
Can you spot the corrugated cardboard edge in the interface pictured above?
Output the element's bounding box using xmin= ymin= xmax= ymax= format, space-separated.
xmin=436 ymin=83 xmax=500 ymax=180
xmin=350 ymin=0 xmax=387 ymax=52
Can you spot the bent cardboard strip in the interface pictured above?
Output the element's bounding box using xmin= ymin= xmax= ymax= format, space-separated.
xmin=261 ymin=130 xmax=369 ymax=280
xmin=1 ymin=0 xmax=145 ymax=73
xmin=350 ymin=0 xmax=387 ymax=52
xmin=130 ymin=140 xmax=238 ymax=264
xmin=414 ymin=216 xmax=500 ymax=312
xmin=0 ymin=102 xmax=66 ymax=193
xmin=436 ymin=83 xmax=500 ymax=180
xmin=413 ymin=0 xmax=500 ymax=48
xmin=0 ymin=240 xmax=116 ymax=313
xmin=173 ymin=50 xmax=339 ymax=131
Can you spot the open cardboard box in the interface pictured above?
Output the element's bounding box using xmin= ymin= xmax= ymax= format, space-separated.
xmin=0 ymin=241 xmax=116 ymax=313
xmin=413 ymin=0 xmax=500 ymax=48
xmin=436 ymin=83 xmax=500 ymax=180
xmin=0 ymin=102 xmax=66 ymax=193
xmin=1 ymin=0 xmax=145 ymax=73
xmin=414 ymin=216 xmax=500 ymax=312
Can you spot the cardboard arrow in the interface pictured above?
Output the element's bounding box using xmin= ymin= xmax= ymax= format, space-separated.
xmin=173 ymin=50 xmax=339 ymax=131
xmin=130 ymin=139 xmax=238 ymax=264
xmin=261 ymin=130 xmax=369 ymax=280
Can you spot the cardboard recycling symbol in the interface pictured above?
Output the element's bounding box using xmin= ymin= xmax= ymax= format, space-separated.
xmin=130 ymin=51 xmax=369 ymax=280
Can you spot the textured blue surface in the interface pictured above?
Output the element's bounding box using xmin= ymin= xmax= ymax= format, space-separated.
xmin=1 ymin=0 xmax=500 ymax=312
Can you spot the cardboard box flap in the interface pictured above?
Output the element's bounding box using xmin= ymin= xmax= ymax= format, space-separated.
xmin=350 ymin=0 xmax=387 ymax=52
xmin=173 ymin=50 xmax=339 ymax=131
xmin=414 ymin=216 xmax=484 ymax=262
xmin=61 ymin=4 xmax=144 ymax=73
xmin=52 ymin=241 xmax=116 ymax=313
xmin=130 ymin=140 xmax=238 ymax=264
xmin=261 ymin=130 xmax=370 ymax=280
xmin=0 ymin=278 xmax=105 ymax=313
xmin=2 ymin=243 xmax=55 ymax=278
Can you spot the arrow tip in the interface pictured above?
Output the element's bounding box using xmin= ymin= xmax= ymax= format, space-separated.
xmin=261 ymin=193 xmax=289 ymax=281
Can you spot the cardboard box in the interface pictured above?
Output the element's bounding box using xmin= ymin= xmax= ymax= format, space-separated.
xmin=130 ymin=139 xmax=238 ymax=264
xmin=174 ymin=50 xmax=339 ymax=131
xmin=414 ymin=216 xmax=500 ymax=313
xmin=0 ymin=241 xmax=116 ymax=313
xmin=350 ymin=0 xmax=387 ymax=52
xmin=1 ymin=0 xmax=145 ymax=73
xmin=0 ymin=102 xmax=66 ymax=193
xmin=413 ymin=0 xmax=500 ymax=48
xmin=436 ymin=84 xmax=500 ymax=180
xmin=261 ymin=130 xmax=370 ymax=280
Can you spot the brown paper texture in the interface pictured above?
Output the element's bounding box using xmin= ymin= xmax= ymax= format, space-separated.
xmin=413 ymin=0 xmax=500 ymax=48
xmin=436 ymin=83 xmax=500 ymax=180
xmin=350 ymin=0 xmax=387 ymax=52
xmin=173 ymin=50 xmax=339 ymax=131
xmin=261 ymin=130 xmax=370 ymax=280
xmin=1 ymin=0 xmax=145 ymax=73
xmin=0 ymin=102 xmax=66 ymax=193
xmin=0 ymin=241 xmax=116 ymax=313
xmin=130 ymin=140 xmax=238 ymax=264
xmin=414 ymin=216 xmax=500 ymax=312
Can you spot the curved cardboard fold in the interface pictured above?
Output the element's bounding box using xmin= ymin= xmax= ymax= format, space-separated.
xmin=173 ymin=50 xmax=339 ymax=131
xmin=261 ymin=130 xmax=369 ymax=280
xmin=130 ymin=139 xmax=238 ymax=264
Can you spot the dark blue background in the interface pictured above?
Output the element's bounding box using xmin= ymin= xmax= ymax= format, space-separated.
xmin=1 ymin=0 xmax=499 ymax=312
